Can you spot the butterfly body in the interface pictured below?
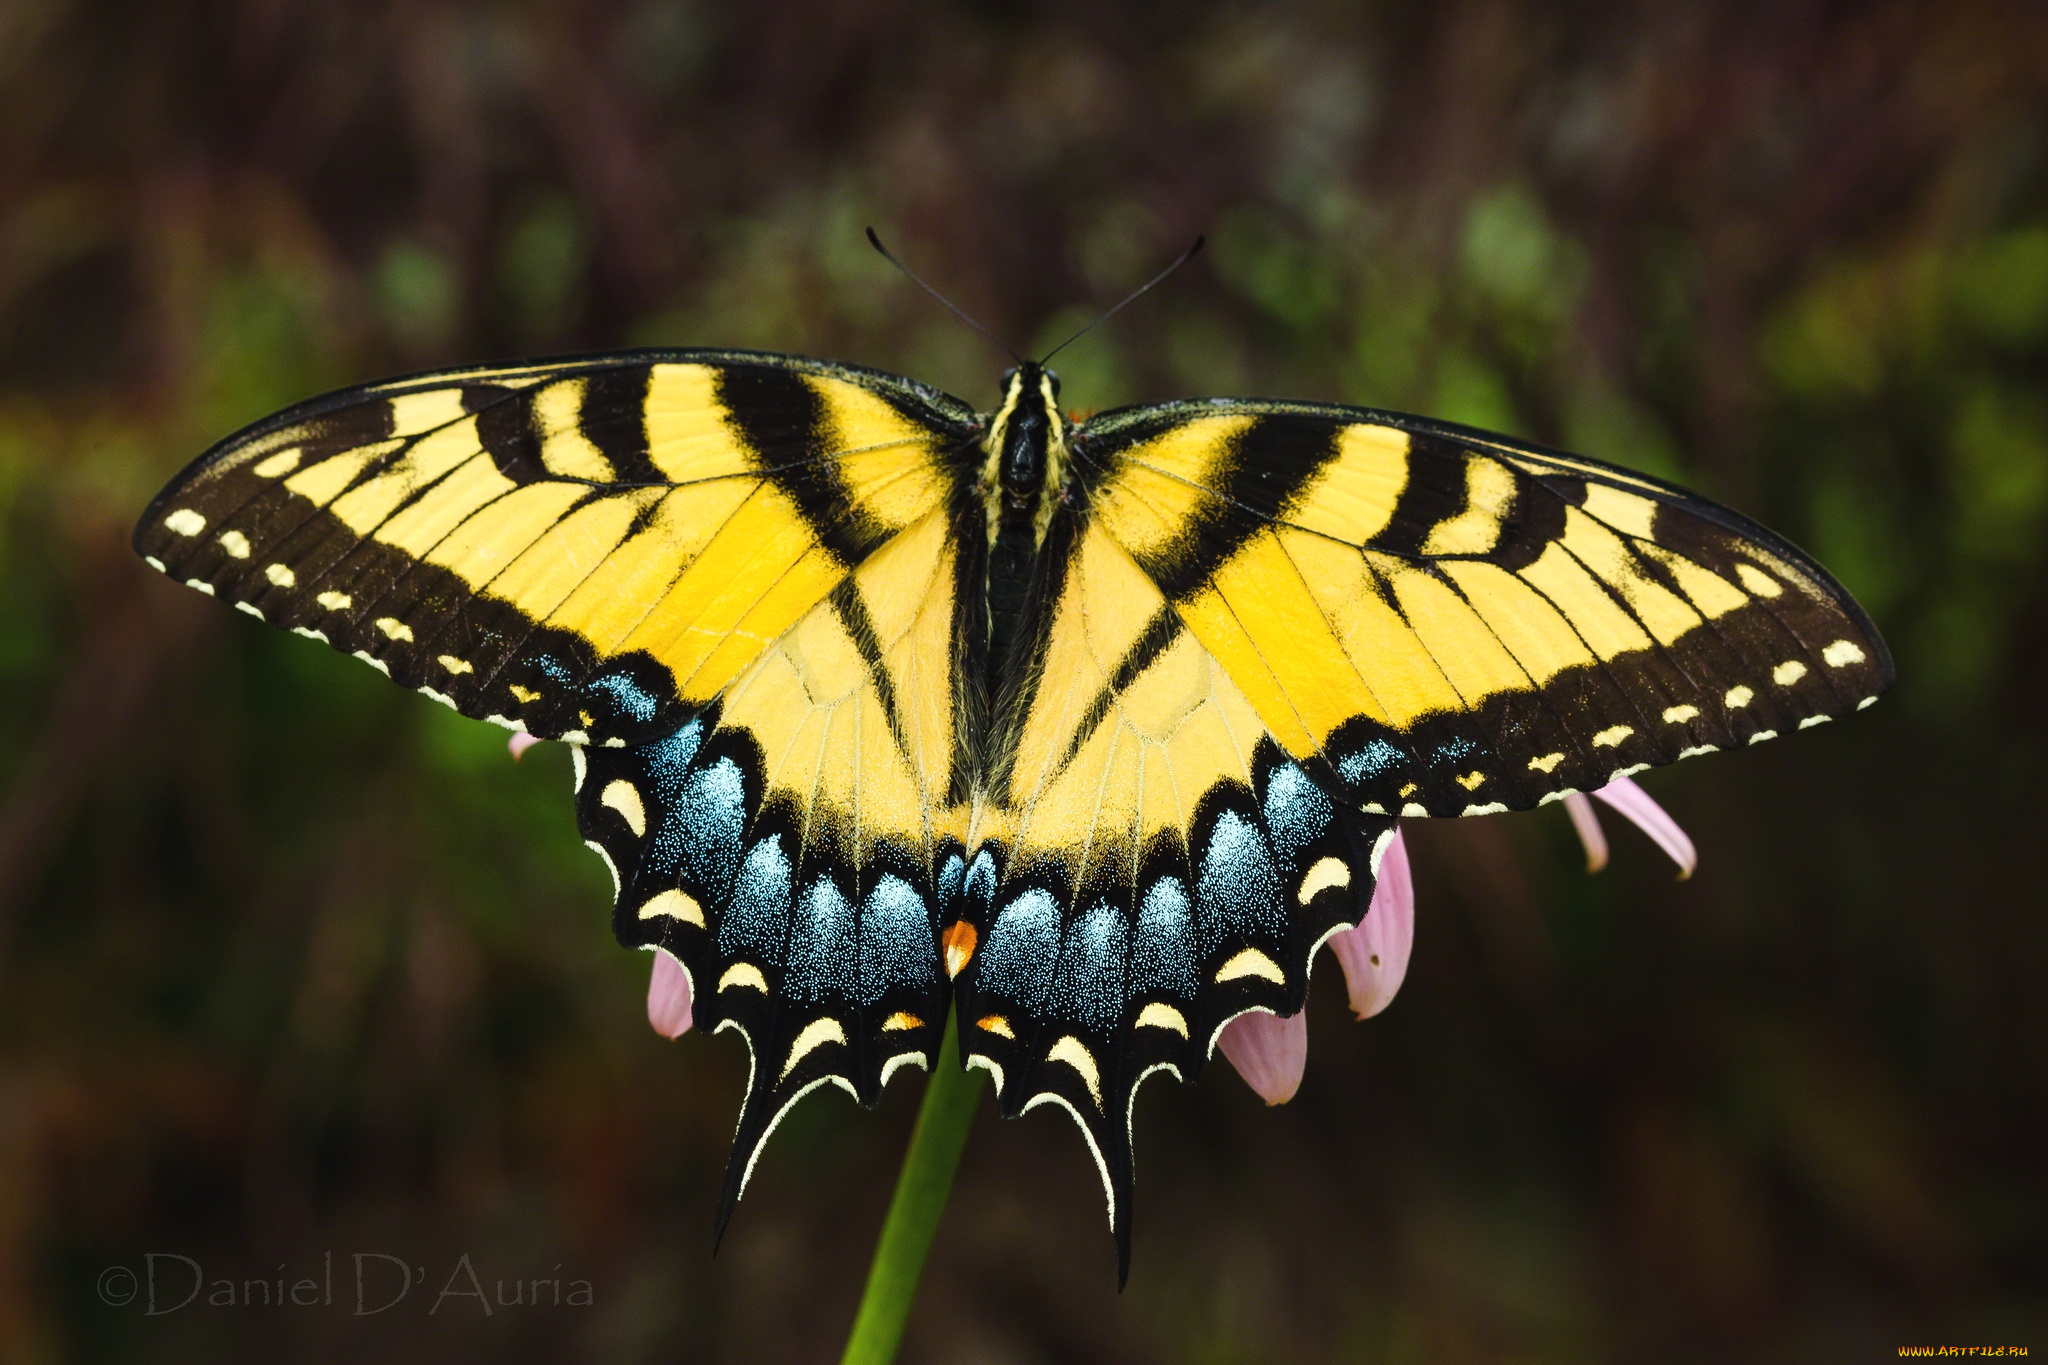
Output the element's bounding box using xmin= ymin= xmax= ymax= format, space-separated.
xmin=135 ymin=347 xmax=1891 ymax=1276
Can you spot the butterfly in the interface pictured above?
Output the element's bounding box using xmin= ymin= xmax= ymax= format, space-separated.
xmin=134 ymin=345 xmax=1891 ymax=1275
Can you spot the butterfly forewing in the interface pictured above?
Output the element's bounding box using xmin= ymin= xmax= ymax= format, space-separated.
xmin=134 ymin=351 xmax=976 ymax=746
xmin=1072 ymin=400 xmax=1893 ymax=820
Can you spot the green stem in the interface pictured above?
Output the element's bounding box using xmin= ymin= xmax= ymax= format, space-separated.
xmin=840 ymin=1013 xmax=984 ymax=1365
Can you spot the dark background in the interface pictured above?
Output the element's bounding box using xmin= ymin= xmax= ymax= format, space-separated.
xmin=3 ymin=1 xmax=2045 ymax=1360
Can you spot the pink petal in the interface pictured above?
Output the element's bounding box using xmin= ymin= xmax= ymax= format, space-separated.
xmin=646 ymin=948 xmax=693 ymax=1038
xmin=1564 ymin=792 xmax=1609 ymax=873
xmin=1592 ymin=775 xmax=1696 ymax=879
xmin=507 ymin=732 xmax=541 ymax=761
xmin=1217 ymin=1008 xmax=1308 ymax=1105
xmin=1329 ymin=827 xmax=1415 ymax=1019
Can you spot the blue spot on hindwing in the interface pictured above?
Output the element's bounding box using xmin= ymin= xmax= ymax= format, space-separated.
xmin=1131 ymin=877 xmax=1198 ymax=998
xmin=635 ymin=720 xmax=723 ymax=884
xmin=859 ymin=874 xmax=933 ymax=1003
xmin=587 ymin=670 xmax=660 ymax=722
xmin=1196 ymin=809 xmax=1281 ymax=953
xmin=675 ymin=757 xmax=746 ymax=897
xmin=785 ymin=875 xmax=856 ymax=1001
xmin=639 ymin=719 xmax=704 ymax=797
xmin=1049 ymin=901 xmax=1126 ymax=1031
xmin=977 ymin=889 xmax=1059 ymax=1006
xmin=1431 ymin=736 xmax=1477 ymax=764
xmin=936 ymin=854 xmax=965 ymax=912
xmin=1262 ymin=762 xmax=1332 ymax=874
xmin=1338 ymin=737 xmax=1405 ymax=787
xmin=963 ymin=851 xmax=997 ymax=914
xmin=719 ymin=834 xmax=791 ymax=961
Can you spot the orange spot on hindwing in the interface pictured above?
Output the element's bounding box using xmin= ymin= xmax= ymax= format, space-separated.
xmin=942 ymin=921 xmax=977 ymax=978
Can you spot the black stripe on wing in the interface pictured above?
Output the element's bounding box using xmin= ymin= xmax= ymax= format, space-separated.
xmin=1073 ymin=399 xmax=1893 ymax=818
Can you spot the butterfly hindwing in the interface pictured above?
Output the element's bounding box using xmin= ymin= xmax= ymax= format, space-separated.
xmin=134 ymin=350 xmax=976 ymax=746
xmin=1072 ymin=401 xmax=1893 ymax=817
xmin=949 ymin=514 xmax=1400 ymax=1275
xmin=577 ymin=503 xmax=972 ymax=1231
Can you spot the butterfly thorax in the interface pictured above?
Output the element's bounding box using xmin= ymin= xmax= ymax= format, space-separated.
xmin=979 ymin=362 xmax=1067 ymax=549
xmin=978 ymin=362 xmax=1069 ymax=711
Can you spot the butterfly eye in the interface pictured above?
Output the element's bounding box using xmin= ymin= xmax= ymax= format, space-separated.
xmin=1045 ymin=371 xmax=1062 ymax=400
xmin=999 ymin=366 xmax=1019 ymax=392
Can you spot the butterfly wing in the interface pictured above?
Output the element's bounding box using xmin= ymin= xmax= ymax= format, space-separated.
xmin=577 ymin=501 xmax=980 ymax=1233
xmin=948 ymin=507 xmax=1396 ymax=1278
xmin=135 ymin=350 xmax=984 ymax=1230
xmin=950 ymin=398 xmax=1891 ymax=1277
xmin=135 ymin=350 xmax=975 ymax=746
xmin=1071 ymin=400 xmax=1893 ymax=816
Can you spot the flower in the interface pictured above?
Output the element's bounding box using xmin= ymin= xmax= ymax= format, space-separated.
xmin=1218 ymin=775 xmax=1693 ymax=1104
xmin=1216 ymin=1007 xmax=1308 ymax=1104
xmin=508 ymin=732 xmax=542 ymax=761
xmin=1329 ymin=824 xmax=1415 ymax=1022
xmin=1562 ymin=775 xmax=1696 ymax=877
xmin=647 ymin=947 xmax=693 ymax=1038
xmin=1216 ymin=826 xmax=1414 ymax=1105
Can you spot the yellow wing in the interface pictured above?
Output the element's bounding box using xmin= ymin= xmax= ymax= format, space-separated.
xmin=136 ymin=350 xmax=991 ymax=1236
xmin=947 ymin=399 xmax=1891 ymax=1274
xmin=950 ymin=513 xmax=1398 ymax=1270
xmin=134 ymin=351 xmax=976 ymax=746
xmin=576 ymin=501 xmax=976 ymax=1236
xmin=1071 ymin=401 xmax=1893 ymax=817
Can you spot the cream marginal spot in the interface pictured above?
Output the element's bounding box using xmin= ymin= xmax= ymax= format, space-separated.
xmin=601 ymin=779 xmax=646 ymax=837
xmin=1134 ymin=1002 xmax=1188 ymax=1037
xmin=637 ymin=888 xmax=704 ymax=925
xmin=1823 ymin=639 xmax=1867 ymax=668
xmin=1215 ymin=947 xmax=1285 ymax=985
xmin=1297 ymin=856 xmax=1349 ymax=904
xmin=1046 ymin=1036 xmax=1102 ymax=1107
xmin=780 ymin=1017 xmax=849 ymax=1081
xmin=719 ymin=962 xmax=767 ymax=993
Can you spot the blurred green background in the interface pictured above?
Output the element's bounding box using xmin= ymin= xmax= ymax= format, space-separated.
xmin=2 ymin=1 xmax=2045 ymax=1361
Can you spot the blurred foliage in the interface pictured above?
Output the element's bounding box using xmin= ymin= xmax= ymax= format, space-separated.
xmin=2 ymin=1 xmax=2046 ymax=1361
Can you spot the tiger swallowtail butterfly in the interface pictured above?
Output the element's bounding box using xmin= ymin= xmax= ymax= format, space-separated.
xmin=135 ymin=345 xmax=1891 ymax=1277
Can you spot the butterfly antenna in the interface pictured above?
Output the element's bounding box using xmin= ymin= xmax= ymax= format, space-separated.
xmin=866 ymin=227 xmax=1023 ymax=364
xmin=1038 ymin=236 xmax=1204 ymax=365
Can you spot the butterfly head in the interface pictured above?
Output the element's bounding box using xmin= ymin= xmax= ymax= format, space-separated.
xmin=997 ymin=363 xmax=1061 ymax=404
